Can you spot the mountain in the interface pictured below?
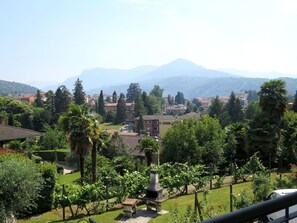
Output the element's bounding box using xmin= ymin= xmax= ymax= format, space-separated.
xmin=217 ymin=68 xmax=297 ymax=79
xmin=0 ymin=80 xmax=38 ymax=96
xmin=44 ymin=65 xmax=158 ymax=91
xmin=43 ymin=58 xmax=238 ymax=92
xmin=145 ymin=58 xmax=238 ymax=80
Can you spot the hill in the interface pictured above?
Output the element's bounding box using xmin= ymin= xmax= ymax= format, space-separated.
xmin=0 ymin=80 xmax=38 ymax=96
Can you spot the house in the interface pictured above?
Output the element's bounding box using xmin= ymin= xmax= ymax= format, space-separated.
xmin=16 ymin=94 xmax=36 ymax=104
xmin=105 ymin=102 xmax=134 ymax=120
xmin=163 ymin=104 xmax=187 ymax=115
xmin=0 ymin=116 xmax=43 ymax=147
xmin=134 ymin=113 xmax=203 ymax=137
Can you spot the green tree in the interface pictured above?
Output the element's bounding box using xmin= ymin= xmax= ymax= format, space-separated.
xmin=40 ymin=124 xmax=67 ymax=150
xmin=245 ymin=101 xmax=261 ymax=120
xmin=137 ymin=138 xmax=159 ymax=166
xmin=134 ymin=91 xmax=145 ymax=118
xmin=150 ymin=85 xmax=164 ymax=99
xmin=167 ymin=94 xmax=174 ymax=105
xmin=59 ymin=104 xmax=95 ymax=183
xmin=147 ymin=95 xmax=161 ymax=115
xmin=258 ymin=80 xmax=288 ymax=124
xmin=142 ymin=91 xmax=149 ymax=114
xmin=209 ymin=96 xmax=230 ymax=127
xmin=97 ymin=90 xmax=106 ymax=118
xmin=54 ymin=85 xmax=71 ymax=114
xmin=247 ymin=90 xmax=259 ymax=103
xmin=73 ymin=78 xmax=86 ymax=105
xmin=32 ymin=108 xmax=51 ymax=131
xmin=225 ymin=92 xmax=244 ymax=123
xmin=175 ymin=91 xmax=185 ymax=104
xmin=115 ymin=94 xmax=126 ymax=124
xmin=293 ymin=90 xmax=297 ymax=112
xmin=44 ymin=90 xmax=55 ymax=115
xmin=0 ymin=154 xmax=43 ymax=222
xmin=126 ymin=83 xmax=141 ymax=103
xmin=34 ymin=90 xmax=43 ymax=108
xmin=112 ymin=91 xmax=117 ymax=103
xmin=137 ymin=113 xmax=144 ymax=134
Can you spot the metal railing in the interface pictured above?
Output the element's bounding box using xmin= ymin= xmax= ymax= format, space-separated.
xmin=200 ymin=191 xmax=297 ymax=223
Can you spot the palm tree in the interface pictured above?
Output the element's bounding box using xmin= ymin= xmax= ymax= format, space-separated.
xmin=137 ymin=138 xmax=160 ymax=166
xmin=59 ymin=103 xmax=94 ymax=184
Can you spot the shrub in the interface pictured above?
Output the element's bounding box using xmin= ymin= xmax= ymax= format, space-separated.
xmin=252 ymin=170 xmax=271 ymax=202
xmin=232 ymin=190 xmax=253 ymax=210
xmin=0 ymin=154 xmax=43 ymax=221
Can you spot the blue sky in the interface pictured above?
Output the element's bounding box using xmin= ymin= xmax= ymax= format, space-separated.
xmin=1 ymin=0 xmax=297 ymax=84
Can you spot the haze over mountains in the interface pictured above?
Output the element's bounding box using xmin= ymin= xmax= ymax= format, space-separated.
xmin=3 ymin=58 xmax=297 ymax=98
xmin=39 ymin=58 xmax=297 ymax=98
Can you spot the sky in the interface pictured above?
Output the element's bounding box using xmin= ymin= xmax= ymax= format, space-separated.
xmin=1 ymin=0 xmax=297 ymax=84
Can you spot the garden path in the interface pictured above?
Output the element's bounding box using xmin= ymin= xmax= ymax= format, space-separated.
xmin=117 ymin=209 xmax=168 ymax=223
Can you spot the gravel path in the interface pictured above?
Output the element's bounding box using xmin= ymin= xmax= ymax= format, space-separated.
xmin=117 ymin=209 xmax=168 ymax=223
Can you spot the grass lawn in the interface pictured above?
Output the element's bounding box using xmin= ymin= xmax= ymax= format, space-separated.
xmin=58 ymin=172 xmax=81 ymax=185
xmin=99 ymin=123 xmax=123 ymax=130
xmin=18 ymin=182 xmax=253 ymax=223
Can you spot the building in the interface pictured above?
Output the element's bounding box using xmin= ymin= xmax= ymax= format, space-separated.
xmin=134 ymin=113 xmax=202 ymax=137
xmin=163 ymin=104 xmax=187 ymax=115
xmin=0 ymin=116 xmax=43 ymax=147
xmin=105 ymin=102 xmax=134 ymax=120
xmin=15 ymin=94 xmax=36 ymax=104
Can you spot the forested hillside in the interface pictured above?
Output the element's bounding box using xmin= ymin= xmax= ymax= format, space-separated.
xmin=0 ymin=80 xmax=38 ymax=96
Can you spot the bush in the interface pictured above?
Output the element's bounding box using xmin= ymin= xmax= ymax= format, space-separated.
xmin=33 ymin=163 xmax=57 ymax=214
xmin=33 ymin=150 xmax=67 ymax=162
xmin=232 ymin=190 xmax=253 ymax=210
xmin=0 ymin=154 xmax=44 ymax=221
xmin=252 ymin=170 xmax=271 ymax=202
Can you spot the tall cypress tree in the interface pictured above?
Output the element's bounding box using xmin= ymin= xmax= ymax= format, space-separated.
xmin=55 ymin=85 xmax=71 ymax=114
xmin=137 ymin=113 xmax=144 ymax=134
xmin=112 ymin=91 xmax=117 ymax=103
xmin=134 ymin=92 xmax=145 ymax=118
xmin=115 ymin=94 xmax=126 ymax=124
xmin=73 ymin=78 xmax=86 ymax=105
xmin=293 ymin=91 xmax=297 ymax=112
xmin=35 ymin=90 xmax=43 ymax=108
xmin=97 ymin=90 xmax=106 ymax=118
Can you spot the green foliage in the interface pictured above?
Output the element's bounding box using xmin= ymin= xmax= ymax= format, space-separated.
xmin=54 ymin=85 xmax=71 ymax=115
xmin=225 ymin=92 xmax=244 ymax=123
xmin=73 ymin=78 xmax=86 ymax=105
xmin=33 ymin=150 xmax=68 ymax=162
xmin=0 ymin=80 xmax=38 ymax=96
xmin=0 ymin=154 xmax=43 ymax=221
xmin=126 ymin=83 xmax=141 ymax=103
xmin=29 ymin=163 xmax=57 ymax=215
xmin=232 ymin=190 xmax=253 ymax=210
xmin=97 ymin=90 xmax=106 ymax=118
xmin=137 ymin=138 xmax=160 ymax=166
xmin=175 ymin=91 xmax=185 ymax=105
xmin=133 ymin=91 xmax=145 ymax=118
xmin=34 ymin=90 xmax=44 ymax=108
xmin=245 ymin=101 xmax=260 ymax=120
xmin=114 ymin=95 xmax=126 ymax=124
xmin=251 ymin=170 xmax=271 ymax=202
xmin=137 ymin=113 xmax=144 ymax=134
xmin=40 ymin=124 xmax=67 ymax=150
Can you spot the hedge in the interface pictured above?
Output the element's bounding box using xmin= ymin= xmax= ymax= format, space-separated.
xmin=33 ymin=150 xmax=68 ymax=162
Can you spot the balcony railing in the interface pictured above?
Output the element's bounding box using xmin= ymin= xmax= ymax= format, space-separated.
xmin=200 ymin=191 xmax=297 ymax=223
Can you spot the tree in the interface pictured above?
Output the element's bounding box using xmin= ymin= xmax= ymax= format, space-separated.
xmin=112 ymin=91 xmax=117 ymax=103
xmin=59 ymin=104 xmax=95 ymax=183
xmin=44 ymin=90 xmax=55 ymax=115
xmin=133 ymin=92 xmax=145 ymax=118
xmin=137 ymin=113 xmax=144 ymax=134
xmin=105 ymin=96 xmax=111 ymax=103
xmin=142 ymin=91 xmax=149 ymax=114
xmin=245 ymin=101 xmax=260 ymax=120
xmin=137 ymin=138 xmax=159 ymax=166
xmin=167 ymin=94 xmax=174 ymax=105
xmin=246 ymin=90 xmax=259 ymax=103
xmin=73 ymin=78 xmax=86 ymax=105
xmin=34 ymin=90 xmax=43 ymax=108
xmin=161 ymin=116 xmax=225 ymax=167
xmin=209 ymin=96 xmax=230 ymax=127
xmin=97 ymin=90 xmax=106 ymax=119
xmin=126 ymin=83 xmax=141 ymax=103
xmin=225 ymin=92 xmax=244 ymax=123
xmin=293 ymin=91 xmax=297 ymax=112
xmin=146 ymin=95 xmax=161 ymax=115
xmin=0 ymin=154 xmax=43 ymax=222
xmin=175 ymin=91 xmax=185 ymax=105
xmin=150 ymin=85 xmax=164 ymax=100
xmin=258 ymin=80 xmax=288 ymax=124
xmin=115 ymin=94 xmax=126 ymax=124
xmin=54 ymin=85 xmax=71 ymax=114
